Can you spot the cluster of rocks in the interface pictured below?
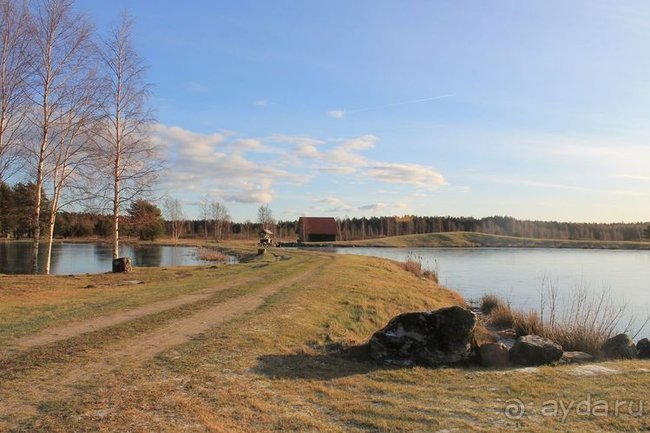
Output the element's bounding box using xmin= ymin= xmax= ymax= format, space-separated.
xmin=369 ymin=306 xmax=650 ymax=368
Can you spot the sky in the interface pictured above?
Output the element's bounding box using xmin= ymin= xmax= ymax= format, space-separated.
xmin=77 ymin=0 xmax=650 ymax=223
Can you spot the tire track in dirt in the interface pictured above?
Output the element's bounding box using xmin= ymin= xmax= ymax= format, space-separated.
xmin=7 ymin=275 xmax=262 ymax=352
xmin=0 ymin=258 xmax=327 ymax=423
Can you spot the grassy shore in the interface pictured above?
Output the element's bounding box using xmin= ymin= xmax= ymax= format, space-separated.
xmin=322 ymin=231 xmax=650 ymax=250
xmin=0 ymin=248 xmax=648 ymax=432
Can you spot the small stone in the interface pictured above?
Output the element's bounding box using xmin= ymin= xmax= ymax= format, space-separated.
xmin=509 ymin=335 xmax=563 ymax=366
xmin=561 ymin=351 xmax=594 ymax=364
xmin=479 ymin=342 xmax=510 ymax=367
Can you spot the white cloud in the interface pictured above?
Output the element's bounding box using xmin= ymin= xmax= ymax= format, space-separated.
xmin=339 ymin=134 xmax=378 ymax=150
xmin=327 ymin=109 xmax=345 ymax=119
xmin=254 ymin=99 xmax=269 ymax=107
xmin=365 ymin=162 xmax=447 ymax=189
xmin=154 ymin=124 xmax=294 ymax=204
xmin=155 ymin=125 xmax=452 ymax=214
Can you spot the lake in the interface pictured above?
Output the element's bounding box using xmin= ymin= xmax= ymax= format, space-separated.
xmin=314 ymin=247 xmax=650 ymax=336
xmin=0 ymin=242 xmax=220 ymax=275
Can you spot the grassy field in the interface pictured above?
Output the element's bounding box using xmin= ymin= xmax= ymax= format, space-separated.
xmin=0 ymin=248 xmax=648 ymax=432
xmin=324 ymin=231 xmax=650 ymax=250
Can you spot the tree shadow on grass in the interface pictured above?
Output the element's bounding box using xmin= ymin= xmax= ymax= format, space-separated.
xmin=255 ymin=343 xmax=393 ymax=381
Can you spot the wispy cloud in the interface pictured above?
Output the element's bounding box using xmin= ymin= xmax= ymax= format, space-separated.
xmin=366 ymin=162 xmax=447 ymax=189
xmin=358 ymin=202 xmax=387 ymax=212
xmin=310 ymin=198 xmax=390 ymax=215
xmin=327 ymin=109 xmax=345 ymax=119
xmin=481 ymin=174 xmax=646 ymax=196
xmin=254 ymin=99 xmax=269 ymax=107
xmin=619 ymin=174 xmax=650 ymax=181
xmin=327 ymin=94 xmax=454 ymax=119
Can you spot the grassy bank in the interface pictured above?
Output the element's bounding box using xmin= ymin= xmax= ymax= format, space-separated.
xmin=323 ymin=231 xmax=650 ymax=250
xmin=0 ymin=250 xmax=648 ymax=432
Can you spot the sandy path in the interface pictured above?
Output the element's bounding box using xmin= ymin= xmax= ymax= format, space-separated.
xmin=0 ymin=261 xmax=322 ymax=422
xmin=8 ymin=276 xmax=261 ymax=352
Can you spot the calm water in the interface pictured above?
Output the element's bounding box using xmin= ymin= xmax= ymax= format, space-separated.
xmin=318 ymin=247 xmax=650 ymax=335
xmin=0 ymin=242 xmax=220 ymax=275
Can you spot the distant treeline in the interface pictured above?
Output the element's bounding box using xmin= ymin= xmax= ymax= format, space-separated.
xmin=331 ymin=215 xmax=650 ymax=242
xmin=2 ymin=182 xmax=648 ymax=241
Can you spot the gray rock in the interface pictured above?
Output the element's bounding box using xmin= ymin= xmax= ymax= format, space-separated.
xmin=602 ymin=334 xmax=637 ymax=359
xmin=509 ymin=335 xmax=563 ymax=366
xmin=560 ymin=351 xmax=594 ymax=364
xmin=636 ymin=338 xmax=650 ymax=359
xmin=369 ymin=306 xmax=477 ymax=367
xmin=479 ymin=342 xmax=510 ymax=367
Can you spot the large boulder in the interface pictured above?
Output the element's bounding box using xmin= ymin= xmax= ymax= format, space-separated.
xmin=635 ymin=338 xmax=650 ymax=359
xmin=479 ymin=342 xmax=510 ymax=367
xmin=509 ymin=335 xmax=563 ymax=366
xmin=369 ymin=306 xmax=477 ymax=367
xmin=602 ymin=334 xmax=637 ymax=359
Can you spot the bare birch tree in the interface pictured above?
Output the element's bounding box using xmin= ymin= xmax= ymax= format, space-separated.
xmin=0 ymin=0 xmax=31 ymax=182
xmin=98 ymin=12 xmax=158 ymax=260
xmin=200 ymin=197 xmax=210 ymax=241
xmin=210 ymin=200 xmax=229 ymax=241
xmin=257 ymin=204 xmax=274 ymax=230
xmin=27 ymin=0 xmax=93 ymax=273
xmin=42 ymin=73 xmax=99 ymax=274
xmin=163 ymin=197 xmax=184 ymax=242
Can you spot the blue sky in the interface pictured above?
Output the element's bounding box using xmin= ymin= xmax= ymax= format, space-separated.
xmin=79 ymin=1 xmax=650 ymax=222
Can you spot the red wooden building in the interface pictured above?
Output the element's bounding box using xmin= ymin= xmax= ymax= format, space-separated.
xmin=297 ymin=217 xmax=338 ymax=242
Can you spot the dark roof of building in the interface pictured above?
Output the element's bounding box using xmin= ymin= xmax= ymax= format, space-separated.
xmin=298 ymin=217 xmax=337 ymax=234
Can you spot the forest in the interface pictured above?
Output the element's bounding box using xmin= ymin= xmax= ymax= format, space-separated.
xmin=2 ymin=181 xmax=648 ymax=242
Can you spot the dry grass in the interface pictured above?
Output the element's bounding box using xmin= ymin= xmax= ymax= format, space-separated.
xmin=197 ymin=247 xmax=229 ymax=262
xmin=0 ymin=251 xmax=649 ymax=432
xmin=400 ymin=253 xmax=439 ymax=282
xmin=479 ymin=293 xmax=505 ymax=314
xmin=483 ymin=283 xmax=639 ymax=355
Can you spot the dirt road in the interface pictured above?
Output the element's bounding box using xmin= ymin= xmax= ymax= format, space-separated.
xmin=0 ymin=258 xmax=324 ymax=426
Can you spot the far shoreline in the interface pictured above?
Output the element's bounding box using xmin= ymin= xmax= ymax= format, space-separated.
xmin=2 ymin=231 xmax=650 ymax=251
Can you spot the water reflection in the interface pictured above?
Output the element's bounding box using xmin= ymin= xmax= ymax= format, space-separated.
xmin=0 ymin=242 xmax=215 ymax=275
xmin=131 ymin=246 xmax=163 ymax=267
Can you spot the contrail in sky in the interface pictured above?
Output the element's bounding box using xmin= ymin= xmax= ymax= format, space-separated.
xmin=327 ymin=93 xmax=455 ymax=119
